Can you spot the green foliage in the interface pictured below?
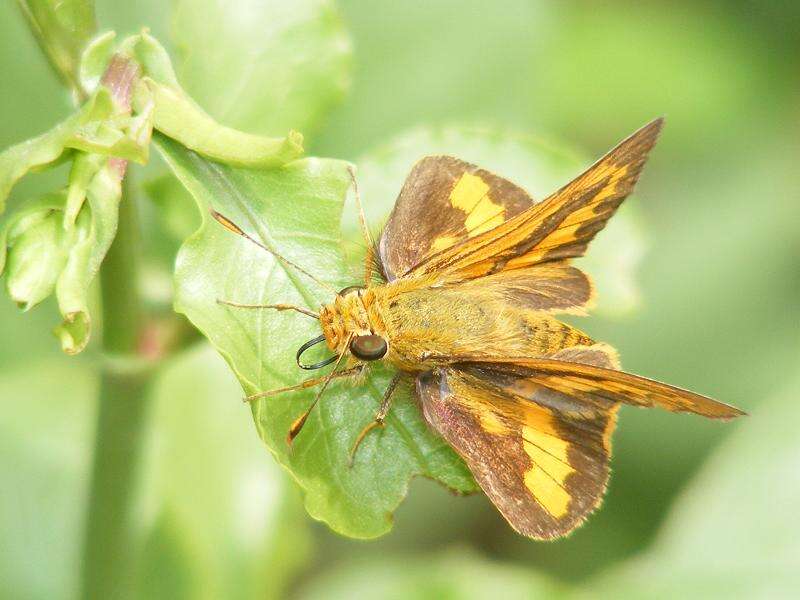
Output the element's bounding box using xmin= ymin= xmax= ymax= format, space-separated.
xmin=17 ymin=0 xmax=97 ymax=97
xmin=138 ymin=345 xmax=312 ymax=600
xmin=0 ymin=29 xmax=304 ymax=353
xmin=0 ymin=86 xmax=139 ymax=210
xmin=580 ymin=371 xmax=800 ymax=598
xmin=172 ymin=0 xmax=352 ymax=136
xmin=3 ymin=1 xmax=798 ymax=598
xmin=0 ymin=160 xmax=122 ymax=353
xmin=157 ymin=135 xmax=475 ymax=538
xmin=0 ymin=345 xmax=309 ymax=600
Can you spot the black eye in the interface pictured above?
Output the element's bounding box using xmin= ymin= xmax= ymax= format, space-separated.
xmin=350 ymin=335 xmax=387 ymax=361
xmin=338 ymin=285 xmax=363 ymax=297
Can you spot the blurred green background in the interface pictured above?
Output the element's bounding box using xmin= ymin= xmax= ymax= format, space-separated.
xmin=1 ymin=1 xmax=798 ymax=598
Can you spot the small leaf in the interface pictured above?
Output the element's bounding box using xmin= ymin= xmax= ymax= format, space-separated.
xmin=78 ymin=30 xmax=116 ymax=94
xmin=0 ymin=86 xmax=145 ymax=213
xmin=64 ymin=151 xmax=105 ymax=226
xmin=17 ymin=0 xmax=97 ymax=97
xmin=54 ymin=160 xmax=122 ymax=354
xmin=353 ymin=125 xmax=647 ymax=316
xmin=136 ymin=78 xmax=303 ymax=167
xmin=157 ymin=134 xmax=475 ymax=539
xmin=172 ymin=0 xmax=352 ymax=136
xmin=117 ymin=31 xmax=303 ymax=167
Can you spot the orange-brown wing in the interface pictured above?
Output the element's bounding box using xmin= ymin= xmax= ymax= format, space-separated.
xmin=378 ymin=156 xmax=534 ymax=280
xmin=417 ymin=347 xmax=619 ymax=539
xmin=452 ymin=261 xmax=595 ymax=315
xmin=406 ymin=119 xmax=664 ymax=282
xmin=456 ymin=356 xmax=745 ymax=419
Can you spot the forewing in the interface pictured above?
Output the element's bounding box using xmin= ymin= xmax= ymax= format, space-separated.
xmin=458 ymin=356 xmax=745 ymax=419
xmin=407 ymin=119 xmax=664 ymax=281
xmin=378 ymin=156 xmax=534 ymax=280
xmin=417 ymin=360 xmax=618 ymax=540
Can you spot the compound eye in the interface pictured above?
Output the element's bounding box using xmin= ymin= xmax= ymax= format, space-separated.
xmin=350 ymin=334 xmax=388 ymax=361
xmin=338 ymin=285 xmax=364 ymax=297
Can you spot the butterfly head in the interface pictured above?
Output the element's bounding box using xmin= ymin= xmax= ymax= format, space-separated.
xmin=308 ymin=285 xmax=389 ymax=369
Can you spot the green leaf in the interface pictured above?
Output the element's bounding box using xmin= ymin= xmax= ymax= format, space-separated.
xmin=17 ymin=0 xmax=97 ymax=97
xmin=135 ymin=77 xmax=303 ymax=167
xmin=0 ymin=88 xmax=104 ymax=212
xmin=0 ymin=85 xmax=147 ymax=214
xmin=0 ymin=191 xmax=67 ymax=294
xmin=172 ymin=0 xmax=352 ymax=136
xmin=53 ymin=160 xmax=122 ymax=354
xmin=77 ymin=30 xmax=116 ymax=94
xmin=64 ymin=151 xmax=105 ymax=226
xmin=116 ymin=31 xmax=304 ymax=167
xmin=0 ymin=158 xmax=121 ymax=353
xmin=157 ymin=133 xmax=475 ymax=539
xmin=353 ymin=125 xmax=646 ymax=316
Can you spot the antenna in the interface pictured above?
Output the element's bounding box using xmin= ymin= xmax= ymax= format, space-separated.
xmin=211 ymin=210 xmax=337 ymax=295
xmin=348 ymin=166 xmax=373 ymax=248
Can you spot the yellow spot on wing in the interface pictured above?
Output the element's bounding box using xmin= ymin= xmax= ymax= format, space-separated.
xmin=449 ymin=173 xmax=490 ymax=211
xmin=522 ymin=424 xmax=574 ymax=519
xmin=466 ymin=206 xmax=504 ymax=236
xmin=431 ymin=234 xmax=460 ymax=252
xmin=449 ymin=173 xmax=505 ymax=236
xmin=479 ymin=410 xmax=510 ymax=436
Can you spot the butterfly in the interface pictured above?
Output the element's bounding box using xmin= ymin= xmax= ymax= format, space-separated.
xmin=213 ymin=118 xmax=744 ymax=540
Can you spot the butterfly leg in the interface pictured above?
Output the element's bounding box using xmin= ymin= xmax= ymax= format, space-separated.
xmin=348 ymin=374 xmax=401 ymax=467
xmin=245 ymin=365 xmax=363 ymax=403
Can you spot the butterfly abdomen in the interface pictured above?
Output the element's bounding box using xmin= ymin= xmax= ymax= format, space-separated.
xmin=375 ymin=284 xmax=595 ymax=369
xmin=519 ymin=313 xmax=594 ymax=356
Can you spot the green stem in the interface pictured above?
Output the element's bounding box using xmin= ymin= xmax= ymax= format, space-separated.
xmin=80 ymin=176 xmax=152 ymax=600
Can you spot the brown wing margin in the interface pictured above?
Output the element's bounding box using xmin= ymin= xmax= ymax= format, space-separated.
xmin=406 ymin=119 xmax=664 ymax=281
xmin=457 ymin=357 xmax=745 ymax=419
xmin=377 ymin=156 xmax=535 ymax=280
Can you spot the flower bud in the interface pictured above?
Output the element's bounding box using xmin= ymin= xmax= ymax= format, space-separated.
xmin=5 ymin=210 xmax=74 ymax=310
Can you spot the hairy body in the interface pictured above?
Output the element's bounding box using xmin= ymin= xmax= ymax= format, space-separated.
xmin=320 ymin=279 xmax=593 ymax=373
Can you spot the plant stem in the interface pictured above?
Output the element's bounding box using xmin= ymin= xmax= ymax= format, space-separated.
xmin=80 ymin=176 xmax=152 ymax=600
xmin=80 ymin=55 xmax=151 ymax=600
